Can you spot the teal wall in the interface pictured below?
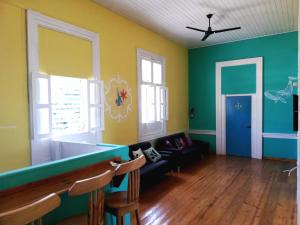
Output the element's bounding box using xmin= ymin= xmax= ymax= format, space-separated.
xmin=222 ymin=64 xmax=256 ymax=94
xmin=189 ymin=32 xmax=298 ymax=159
xmin=263 ymin=138 xmax=297 ymax=160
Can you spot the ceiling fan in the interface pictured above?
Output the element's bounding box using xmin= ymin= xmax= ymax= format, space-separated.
xmin=186 ymin=14 xmax=241 ymax=41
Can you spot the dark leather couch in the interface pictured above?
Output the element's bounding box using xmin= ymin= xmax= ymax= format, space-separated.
xmin=128 ymin=141 xmax=175 ymax=186
xmin=155 ymin=132 xmax=209 ymax=171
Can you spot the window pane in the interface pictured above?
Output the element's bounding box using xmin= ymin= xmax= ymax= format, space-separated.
xmin=90 ymin=107 xmax=96 ymax=129
xmin=141 ymin=59 xmax=152 ymax=82
xmin=153 ymin=62 xmax=162 ymax=84
xmin=147 ymin=86 xmax=155 ymax=122
xmin=161 ymin=105 xmax=164 ymax=120
xmin=89 ymin=82 xmax=100 ymax=105
xmin=89 ymin=82 xmax=96 ymax=105
xmin=37 ymin=77 xmax=48 ymax=104
xmin=51 ymin=75 xmax=88 ymax=135
xmin=37 ymin=108 xmax=49 ymax=135
xmin=141 ymin=84 xmax=155 ymax=123
xmin=90 ymin=107 xmax=100 ymax=129
xmin=156 ymin=87 xmax=161 ymax=121
xmin=141 ymin=84 xmax=148 ymax=123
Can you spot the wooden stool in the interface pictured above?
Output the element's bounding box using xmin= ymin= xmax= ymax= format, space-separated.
xmin=0 ymin=193 xmax=61 ymax=225
xmin=105 ymin=155 xmax=146 ymax=225
xmin=58 ymin=170 xmax=113 ymax=225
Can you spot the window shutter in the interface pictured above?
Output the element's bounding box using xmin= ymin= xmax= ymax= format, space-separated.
xmin=88 ymin=79 xmax=104 ymax=133
xmin=160 ymin=86 xmax=168 ymax=121
xmin=31 ymin=72 xmax=52 ymax=139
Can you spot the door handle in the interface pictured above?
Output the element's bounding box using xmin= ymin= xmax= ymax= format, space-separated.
xmin=246 ymin=125 xmax=251 ymax=128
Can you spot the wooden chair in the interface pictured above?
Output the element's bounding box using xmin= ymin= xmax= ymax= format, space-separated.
xmin=105 ymin=155 xmax=146 ymax=225
xmin=0 ymin=193 xmax=61 ymax=225
xmin=58 ymin=170 xmax=113 ymax=225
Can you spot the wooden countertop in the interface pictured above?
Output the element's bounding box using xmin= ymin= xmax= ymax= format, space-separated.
xmin=0 ymin=157 xmax=120 ymax=213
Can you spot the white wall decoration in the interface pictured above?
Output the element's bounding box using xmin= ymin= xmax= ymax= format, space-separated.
xmin=264 ymin=76 xmax=297 ymax=103
xmin=105 ymin=75 xmax=132 ymax=122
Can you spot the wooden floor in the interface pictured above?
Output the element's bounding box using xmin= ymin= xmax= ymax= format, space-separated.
xmin=137 ymin=155 xmax=297 ymax=225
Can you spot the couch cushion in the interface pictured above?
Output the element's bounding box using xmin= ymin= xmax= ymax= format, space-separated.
xmin=140 ymin=160 xmax=169 ymax=176
xmin=181 ymin=147 xmax=197 ymax=155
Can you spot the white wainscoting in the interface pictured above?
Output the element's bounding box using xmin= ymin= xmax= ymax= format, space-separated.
xmin=189 ymin=129 xmax=298 ymax=140
xmin=189 ymin=129 xmax=216 ymax=135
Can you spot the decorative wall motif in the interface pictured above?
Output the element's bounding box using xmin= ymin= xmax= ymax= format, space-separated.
xmin=264 ymin=76 xmax=297 ymax=103
xmin=105 ymin=75 xmax=132 ymax=122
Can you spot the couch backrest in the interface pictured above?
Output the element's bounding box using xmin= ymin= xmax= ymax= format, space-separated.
xmin=155 ymin=132 xmax=186 ymax=149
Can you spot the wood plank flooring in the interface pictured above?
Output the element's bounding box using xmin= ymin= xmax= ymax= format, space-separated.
xmin=137 ymin=155 xmax=297 ymax=225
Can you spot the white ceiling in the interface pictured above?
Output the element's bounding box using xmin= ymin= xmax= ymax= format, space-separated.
xmin=94 ymin=0 xmax=298 ymax=48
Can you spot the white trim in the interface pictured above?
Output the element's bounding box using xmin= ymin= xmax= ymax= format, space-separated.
xmin=216 ymin=57 xmax=263 ymax=159
xmin=137 ymin=48 xmax=167 ymax=142
xmin=190 ymin=129 xmax=298 ymax=140
xmin=263 ymin=133 xmax=298 ymax=139
xmin=189 ymin=129 xmax=216 ymax=135
xmin=27 ymin=10 xmax=102 ymax=164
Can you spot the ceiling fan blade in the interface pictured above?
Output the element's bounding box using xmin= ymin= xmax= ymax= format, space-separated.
xmin=214 ymin=27 xmax=241 ymax=33
xmin=201 ymin=32 xmax=211 ymax=41
xmin=186 ymin=26 xmax=206 ymax=33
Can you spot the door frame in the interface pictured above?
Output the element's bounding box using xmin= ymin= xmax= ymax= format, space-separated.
xmin=216 ymin=57 xmax=263 ymax=159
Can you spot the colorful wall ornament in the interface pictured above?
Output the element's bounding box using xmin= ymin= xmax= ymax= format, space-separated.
xmin=105 ymin=75 xmax=132 ymax=122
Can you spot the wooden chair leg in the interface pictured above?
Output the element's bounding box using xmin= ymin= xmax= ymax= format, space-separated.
xmin=135 ymin=209 xmax=141 ymax=225
xmin=177 ymin=166 xmax=181 ymax=174
xmin=121 ymin=215 xmax=125 ymax=225
xmin=116 ymin=214 xmax=122 ymax=225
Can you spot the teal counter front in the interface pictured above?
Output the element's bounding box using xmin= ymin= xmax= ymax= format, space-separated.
xmin=0 ymin=143 xmax=130 ymax=225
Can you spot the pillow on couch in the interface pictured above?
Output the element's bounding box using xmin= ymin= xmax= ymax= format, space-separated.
xmin=165 ymin=139 xmax=174 ymax=148
xmin=179 ymin=137 xmax=187 ymax=148
xmin=132 ymin=148 xmax=144 ymax=159
xmin=174 ymin=138 xmax=183 ymax=150
xmin=143 ymin=147 xmax=162 ymax=162
xmin=185 ymin=135 xmax=193 ymax=147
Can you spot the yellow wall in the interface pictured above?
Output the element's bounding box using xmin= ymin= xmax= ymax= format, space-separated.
xmin=0 ymin=0 xmax=188 ymax=172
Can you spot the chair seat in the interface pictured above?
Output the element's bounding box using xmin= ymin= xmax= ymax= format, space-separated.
xmin=105 ymin=191 xmax=136 ymax=210
xmin=56 ymin=214 xmax=88 ymax=225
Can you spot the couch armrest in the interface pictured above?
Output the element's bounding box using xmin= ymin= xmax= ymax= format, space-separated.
xmin=192 ymin=140 xmax=209 ymax=154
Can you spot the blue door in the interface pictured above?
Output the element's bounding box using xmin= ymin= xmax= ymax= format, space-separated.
xmin=226 ymin=96 xmax=251 ymax=157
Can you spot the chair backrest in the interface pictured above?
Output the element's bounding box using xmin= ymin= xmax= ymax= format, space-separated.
xmin=68 ymin=170 xmax=113 ymax=196
xmin=0 ymin=193 xmax=61 ymax=225
xmin=68 ymin=170 xmax=113 ymax=225
xmin=115 ymin=155 xmax=146 ymax=203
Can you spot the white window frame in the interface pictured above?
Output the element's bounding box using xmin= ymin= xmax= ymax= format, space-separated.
xmin=137 ymin=49 xmax=168 ymax=141
xmin=27 ymin=10 xmax=104 ymax=164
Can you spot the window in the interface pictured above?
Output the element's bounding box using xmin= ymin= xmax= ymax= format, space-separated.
xmin=27 ymin=10 xmax=102 ymax=164
xmin=32 ymin=73 xmax=104 ymax=140
xmin=137 ymin=49 xmax=168 ymax=141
